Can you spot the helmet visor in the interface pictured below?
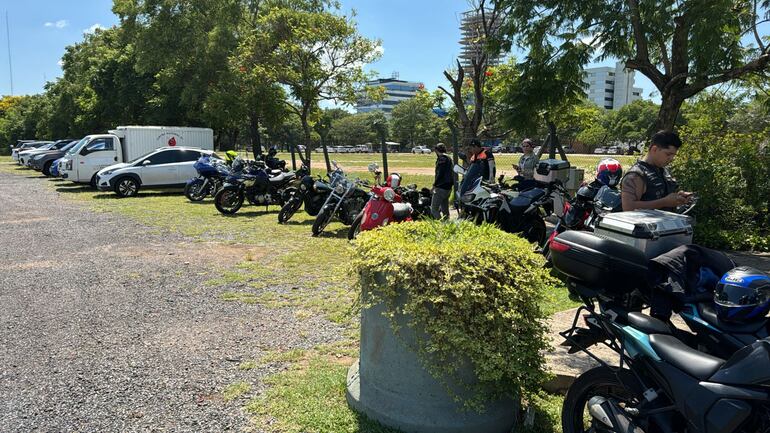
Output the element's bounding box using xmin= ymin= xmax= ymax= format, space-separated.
xmin=715 ymin=283 xmax=768 ymax=307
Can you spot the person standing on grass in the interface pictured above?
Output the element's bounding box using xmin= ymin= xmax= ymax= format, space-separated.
xmin=431 ymin=143 xmax=452 ymax=219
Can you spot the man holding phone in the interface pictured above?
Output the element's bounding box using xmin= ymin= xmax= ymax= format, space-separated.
xmin=621 ymin=130 xmax=694 ymax=212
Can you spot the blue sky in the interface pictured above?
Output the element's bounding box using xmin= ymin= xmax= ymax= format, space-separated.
xmin=1 ymin=0 xmax=657 ymax=100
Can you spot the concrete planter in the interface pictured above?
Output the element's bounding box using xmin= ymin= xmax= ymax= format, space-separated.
xmin=346 ymin=274 xmax=519 ymax=433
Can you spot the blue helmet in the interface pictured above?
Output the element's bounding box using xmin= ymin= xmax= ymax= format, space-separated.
xmin=714 ymin=266 xmax=770 ymax=323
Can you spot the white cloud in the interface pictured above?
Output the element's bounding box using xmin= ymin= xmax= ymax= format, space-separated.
xmin=57 ymin=59 xmax=65 ymax=67
xmin=83 ymin=23 xmax=105 ymax=34
xmin=44 ymin=20 xmax=69 ymax=29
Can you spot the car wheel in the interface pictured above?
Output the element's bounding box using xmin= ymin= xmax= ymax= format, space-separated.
xmin=42 ymin=160 xmax=53 ymax=177
xmin=114 ymin=177 xmax=139 ymax=197
xmin=90 ymin=173 xmax=99 ymax=189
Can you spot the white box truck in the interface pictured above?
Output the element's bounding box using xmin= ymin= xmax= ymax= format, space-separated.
xmin=60 ymin=126 xmax=214 ymax=186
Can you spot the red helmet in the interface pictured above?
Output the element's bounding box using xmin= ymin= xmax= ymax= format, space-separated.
xmin=596 ymin=158 xmax=622 ymax=187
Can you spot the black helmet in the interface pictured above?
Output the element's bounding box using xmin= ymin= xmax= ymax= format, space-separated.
xmin=714 ymin=266 xmax=770 ymax=323
xmin=268 ymin=147 xmax=277 ymax=156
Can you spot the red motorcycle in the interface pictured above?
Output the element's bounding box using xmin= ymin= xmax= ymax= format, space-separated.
xmin=347 ymin=166 xmax=414 ymax=240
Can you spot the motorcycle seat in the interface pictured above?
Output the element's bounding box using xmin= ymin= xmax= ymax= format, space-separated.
xmin=269 ymin=172 xmax=293 ymax=183
xmin=649 ymin=334 xmax=724 ymax=380
xmin=270 ymin=169 xmax=283 ymax=176
xmin=628 ymin=312 xmax=672 ymax=335
xmin=698 ymin=303 xmax=767 ymax=334
xmin=392 ymin=203 xmax=412 ymax=219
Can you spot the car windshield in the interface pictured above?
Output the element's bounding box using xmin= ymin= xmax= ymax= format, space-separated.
xmin=60 ymin=140 xmax=79 ymax=152
xmin=66 ymin=137 xmax=90 ymax=155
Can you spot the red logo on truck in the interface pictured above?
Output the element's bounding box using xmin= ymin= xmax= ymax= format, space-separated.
xmin=168 ymin=137 xmax=177 ymax=146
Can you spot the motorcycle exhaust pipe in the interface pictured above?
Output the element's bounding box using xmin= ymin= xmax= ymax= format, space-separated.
xmin=588 ymin=396 xmax=646 ymax=433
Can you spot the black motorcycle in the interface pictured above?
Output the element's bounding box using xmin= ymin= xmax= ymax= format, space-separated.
xmin=277 ymin=174 xmax=331 ymax=224
xmin=214 ymin=161 xmax=307 ymax=215
xmin=311 ymin=163 xmax=369 ymax=236
xmin=398 ymin=184 xmax=433 ymax=219
xmin=459 ymin=174 xmax=562 ymax=244
xmin=551 ymin=231 xmax=770 ymax=433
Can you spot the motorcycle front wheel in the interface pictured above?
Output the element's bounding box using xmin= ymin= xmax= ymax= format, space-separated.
xmin=184 ymin=179 xmax=207 ymax=202
xmin=214 ymin=188 xmax=244 ymax=215
xmin=312 ymin=208 xmax=334 ymax=236
xmin=347 ymin=212 xmax=363 ymax=240
xmin=278 ymin=197 xmax=303 ymax=224
xmin=562 ymin=367 xmax=645 ymax=433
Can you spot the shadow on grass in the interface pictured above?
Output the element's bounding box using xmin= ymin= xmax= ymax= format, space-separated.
xmin=55 ymin=185 xmax=94 ymax=194
xmin=282 ymin=218 xmax=315 ymax=226
xmin=91 ymin=191 xmax=183 ymax=200
xmin=316 ymin=226 xmax=350 ymax=239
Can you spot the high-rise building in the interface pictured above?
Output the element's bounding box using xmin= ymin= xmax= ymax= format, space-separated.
xmin=459 ymin=10 xmax=502 ymax=73
xmin=355 ymin=78 xmax=424 ymax=115
xmin=584 ymin=62 xmax=644 ymax=110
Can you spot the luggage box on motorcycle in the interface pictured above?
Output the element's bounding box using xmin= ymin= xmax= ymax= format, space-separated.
xmin=551 ymin=231 xmax=648 ymax=293
xmin=594 ymin=210 xmax=693 ymax=258
xmin=534 ymin=159 xmax=570 ymax=184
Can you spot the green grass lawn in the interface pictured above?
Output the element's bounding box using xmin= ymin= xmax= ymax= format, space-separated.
xmin=1 ymin=155 xmax=572 ymax=432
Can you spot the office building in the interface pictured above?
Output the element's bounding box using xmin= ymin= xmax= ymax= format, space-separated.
xmin=584 ymin=62 xmax=644 ymax=110
xmin=355 ymin=78 xmax=424 ymax=115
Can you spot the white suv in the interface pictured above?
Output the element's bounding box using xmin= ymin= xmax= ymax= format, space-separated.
xmin=95 ymin=147 xmax=214 ymax=197
xmin=412 ymin=145 xmax=431 ymax=154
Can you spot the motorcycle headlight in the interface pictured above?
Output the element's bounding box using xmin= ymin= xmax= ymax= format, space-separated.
xmin=462 ymin=192 xmax=475 ymax=203
xmin=334 ymin=184 xmax=345 ymax=194
xmin=383 ymin=188 xmax=396 ymax=202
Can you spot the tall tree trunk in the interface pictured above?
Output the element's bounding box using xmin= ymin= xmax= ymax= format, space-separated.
xmin=300 ymin=116 xmax=311 ymax=167
xmin=249 ymin=112 xmax=262 ymax=160
xmin=656 ymin=92 xmax=685 ymax=131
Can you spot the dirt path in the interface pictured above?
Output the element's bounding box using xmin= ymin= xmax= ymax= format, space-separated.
xmin=0 ymin=171 xmax=344 ymax=432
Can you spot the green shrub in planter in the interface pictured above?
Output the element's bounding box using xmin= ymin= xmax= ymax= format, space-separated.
xmin=352 ymin=220 xmax=554 ymax=409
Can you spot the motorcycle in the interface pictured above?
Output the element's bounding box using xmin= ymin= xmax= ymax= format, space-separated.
xmin=346 ymin=165 xmax=431 ymax=240
xmin=456 ymin=164 xmax=561 ymax=244
xmin=542 ymin=182 xmax=622 ymax=261
xmin=277 ymin=173 xmax=332 ymax=224
xmin=184 ymin=154 xmax=231 ymax=202
xmin=311 ymin=161 xmax=369 ymax=237
xmin=551 ymin=230 xmax=770 ymax=433
xmin=214 ymin=160 xmax=308 ymax=215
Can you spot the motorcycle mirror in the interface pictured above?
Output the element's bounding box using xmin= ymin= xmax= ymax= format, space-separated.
xmin=367 ymin=162 xmax=379 ymax=173
xmin=453 ymin=164 xmax=466 ymax=175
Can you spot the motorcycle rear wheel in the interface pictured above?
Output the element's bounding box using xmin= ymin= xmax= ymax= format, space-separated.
xmin=347 ymin=212 xmax=363 ymax=240
xmin=278 ymin=198 xmax=303 ymax=224
xmin=185 ymin=179 xmax=207 ymax=202
xmin=562 ymin=367 xmax=646 ymax=433
xmin=312 ymin=208 xmax=333 ymax=236
xmin=215 ymin=188 xmax=244 ymax=215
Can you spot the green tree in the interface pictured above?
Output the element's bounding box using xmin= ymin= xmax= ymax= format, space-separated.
xmin=242 ymin=5 xmax=381 ymax=165
xmin=493 ymin=0 xmax=770 ymax=130
xmin=329 ymin=111 xmax=386 ymax=148
xmin=391 ymin=90 xmax=438 ymax=148
xmin=605 ymin=99 xmax=659 ymax=146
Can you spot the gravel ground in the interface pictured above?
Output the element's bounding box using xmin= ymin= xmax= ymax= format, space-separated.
xmin=0 ymin=171 xmax=345 ymax=432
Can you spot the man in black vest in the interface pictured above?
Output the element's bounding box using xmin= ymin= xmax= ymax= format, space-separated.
xmin=621 ymin=130 xmax=693 ymax=212
xmin=431 ymin=143 xmax=453 ymax=219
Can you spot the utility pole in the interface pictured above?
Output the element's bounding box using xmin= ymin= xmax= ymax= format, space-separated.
xmin=6 ymin=11 xmax=13 ymax=95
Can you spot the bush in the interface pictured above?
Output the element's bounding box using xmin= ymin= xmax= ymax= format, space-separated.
xmin=352 ymin=220 xmax=554 ymax=408
xmin=671 ymin=128 xmax=770 ymax=251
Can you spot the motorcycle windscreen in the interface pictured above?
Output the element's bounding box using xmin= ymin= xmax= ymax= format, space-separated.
xmin=360 ymin=200 xmax=394 ymax=231
xmin=594 ymin=185 xmax=622 ymax=212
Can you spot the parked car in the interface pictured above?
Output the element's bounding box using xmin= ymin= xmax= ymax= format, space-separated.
xmin=12 ymin=141 xmax=53 ymax=163
xmin=412 ymin=145 xmax=431 ymax=154
xmin=60 ymin=126 xmax=213 ymax=187
xmin=95 ymin=147 xmax=216 ymax=197
xmin=606 ymin=146 xmax=620 ymax=155
xmin=20 ymin=139 xmax=74 ymax=166
xmin=29 ymin=140 xmax=80 ymax=176
xmin=593 ymin=147 xmax=607 ymax=154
